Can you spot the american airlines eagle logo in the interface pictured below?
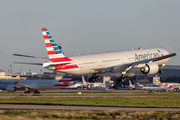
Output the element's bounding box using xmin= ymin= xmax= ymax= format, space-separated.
xmin=157 ymin=49 xmax=164 ymax=56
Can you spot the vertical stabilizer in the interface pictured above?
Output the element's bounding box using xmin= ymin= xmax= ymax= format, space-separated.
xmin=156 ymin=75 xmax=164 ymax=87
xmin=54 ymin=74 xmax=72 ymax=87
xmin=129 ymin=80 xmax=134 ymax=88
xmin=133 ymin=80 xmax=139 ymax=89
xmin=82 ymin=75 xmax=88 ymax=87
xmin=41 ymin=28 xmax=72 ymax=63
xmin=163 ymin=82 xmax=169 ymax=88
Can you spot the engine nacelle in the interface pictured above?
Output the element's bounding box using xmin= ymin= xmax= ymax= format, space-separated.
xmin=140 ymin=62 xmax=159 ymax=75
xmin=6 ymin=85 xmax=16 ymax=92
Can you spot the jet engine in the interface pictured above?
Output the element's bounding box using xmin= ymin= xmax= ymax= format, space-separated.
xmin=140 ymin=62 xmax=159 ymax=75
xmin=6 ymin=85 xmax=16 ymax=92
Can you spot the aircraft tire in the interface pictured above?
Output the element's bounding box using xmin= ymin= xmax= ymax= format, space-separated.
xmin=159 ymin=70 xmax=163 ymax=74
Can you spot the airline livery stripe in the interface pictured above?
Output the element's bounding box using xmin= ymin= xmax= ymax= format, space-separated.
xmin=54 ymin=84 xmax=68 ymax=87
xmin=45 ymin=40 xmax=51 ymax=43
xmin=43 ymin=35 xmax=49 ymax=39
xmin=46 ymin=43 xmax=52 ymax=47
xmin=48 ymin=51 xmax=56 ymax=55
xmin=55 ymin=64 xmax=78 ymax=70
xmin=47 ymin=47 xmax=54 ymax=51
xmin=58 ymin=80 xmax=71 ymax=82
xmin=42 ymin=32 xmax=46 ymax=35
xmin=50 ymin=57 xmax=72 ymax=62
xmin=42 ymin=28 xmax=46 ymax=32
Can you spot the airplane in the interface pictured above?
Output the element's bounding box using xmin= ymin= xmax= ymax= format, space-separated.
xmin=167 ymin=85 xmax=176 ymax=91
xmin=81 ymin=75 xmax=106 ymax=90
xmin=0 ymin=74 xmax=74 ymax=93
xmin=129 ymin=80 xmax=135 ymax=89
xmin=134 ymin=80 xmax=169 ymax=91
xmin=13 ymin=28 xmax=177 ymax=83
xmin=156 ymin=75 xmax=180 ymax=89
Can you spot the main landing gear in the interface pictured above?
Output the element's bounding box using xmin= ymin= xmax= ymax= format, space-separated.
xmin=24 ymin=90 xmax=41 ymax=93
xmin=24 ymin=90 xmax=30 ymax=93
xmin=159 ymin=65 xmax=163 ymax=74
xmin=89 ymin=73 xmax=100 ymax=82
xmin=117 ymin=74 xmax=129 ymax=83
xmin=34 ymin=90 xmax=41 ymax=94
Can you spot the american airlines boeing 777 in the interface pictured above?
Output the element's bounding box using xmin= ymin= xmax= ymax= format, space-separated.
xmin=14 ymin=28 xmax=176 ymax=83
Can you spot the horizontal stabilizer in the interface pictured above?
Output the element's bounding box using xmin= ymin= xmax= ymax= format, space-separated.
xmin=13 ymin=53 xmax=49 ymax=61
xmin=14 ymin=62 xmax=43 ymax=65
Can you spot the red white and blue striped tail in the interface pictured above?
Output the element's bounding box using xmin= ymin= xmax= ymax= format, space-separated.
xmin=54 ymin=74 xmax=72 ymax=87
xmin=163 ymin=82 xmax=169 ymax=88
xmin=129 ymin=80 xmax=134 ymax=87
xmin=133 ymin=80 xmax=139 ymax=88
xmin=156 ymin=75 xmax=164 ymax=87
xmin=41 ymin=28 xmax=72 ymax=63
xmin=82 ymin=75 xmax=88 ymax=87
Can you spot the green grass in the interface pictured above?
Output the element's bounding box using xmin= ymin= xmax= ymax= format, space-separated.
xmin=0 ymin=110 xmax=180 ymax=120
xmin=0 ymin=92 xmax=179 ymax=96
xmin=0 ymin=97 xmax=180 ymax=108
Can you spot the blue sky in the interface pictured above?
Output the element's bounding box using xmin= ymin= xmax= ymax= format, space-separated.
xmin=0 ymin=0 xmax=180 ymax=73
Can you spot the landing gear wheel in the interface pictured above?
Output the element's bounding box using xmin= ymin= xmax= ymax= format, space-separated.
xmin=117 ymin=75 xmax=129 ymax=83
xmin=24 ymin=90 xmax=30 ymax=93
xmin=34 ymin=90 xmax=40 ymax=94
xmin=159 ymin=70 xmax=163 ymax=74
xmin=89 ymin=74 xmax=100 ymax=82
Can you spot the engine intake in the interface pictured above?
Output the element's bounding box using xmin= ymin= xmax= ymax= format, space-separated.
xmin=141 ymin=62 xmax=159 ymax=75
xmin=6 ymin=85 xmax=16 ymax=92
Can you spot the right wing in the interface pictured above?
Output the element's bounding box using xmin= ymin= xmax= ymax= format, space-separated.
xmin=95 ymin=53 xmax=176 ymax=74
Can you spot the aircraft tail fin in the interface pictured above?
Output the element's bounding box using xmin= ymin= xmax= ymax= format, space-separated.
xmin=41 ymin=28 xmax=72 ymax=63
xmin=133 ymin=80 xmax=139 ymax=88
xmin=129 ymin=80 xmax=133 ymax=87
xmin=54 ymin=74 xmax=72 ymax=87
xmin=156 ymin=75 xmax=164 ymax=87
xmin=171 ymin=86 xmax=176 ymax=90
xmin=82 ymin=75 xmax=88 ymax=87
xmin=163 ymin=82 xmax=169 ymax=88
